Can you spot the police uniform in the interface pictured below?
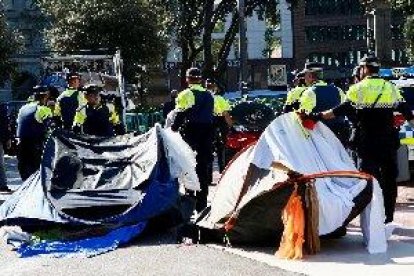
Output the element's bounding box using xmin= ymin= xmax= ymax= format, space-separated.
xmin=172 ymin=68 xmax=215 ymax=212
xmin=299 ymin=65 xmax=348 ymax=143
xmin=213 ymin=93 xmax=231 ymax=173
xmin=73 ymin=86 xmax=123 ymax=137
xmin=55 ymin=74 xmax=86 ymax=130
xmin=284 ymin=85 xmax=308 ymax=113
xmin=16 ymin=93 xmax=53 ymax=180
xmin=284 ymin=71 xmax=307 ymax=113
xmin=331 ymin=57 xmax=414 ymax=223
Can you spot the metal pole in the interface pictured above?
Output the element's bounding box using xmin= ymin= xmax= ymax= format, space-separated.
xmin=238 ymin=0 xmax=248 ymax=84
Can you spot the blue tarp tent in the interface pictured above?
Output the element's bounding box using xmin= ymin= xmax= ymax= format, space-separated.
xmin=0 ymin=126 xmax=193 ymax=229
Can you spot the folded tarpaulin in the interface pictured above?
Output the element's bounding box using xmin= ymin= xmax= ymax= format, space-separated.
xmin=17 ymin=222 xmax=147 ymax=258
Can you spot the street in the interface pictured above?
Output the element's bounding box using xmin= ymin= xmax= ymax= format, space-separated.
xmin=1 ymin=156 xmax=413 ymax=276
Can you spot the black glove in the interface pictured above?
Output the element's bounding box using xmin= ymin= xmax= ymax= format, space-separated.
xmin=171 ymin=111 xmax=187 ymax=132
xmin=73 ymin=125 xmax=82 ymax=134
xmin=308 ymin=112 xmax=323 ymax=122
xmin=114 ymin=124 xmax=126 ymax=135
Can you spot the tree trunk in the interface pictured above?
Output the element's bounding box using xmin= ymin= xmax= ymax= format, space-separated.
xmin=216 ymin=13 xmax=240 ymax=78
xmin=180 ymin=40 xmax=190 ymax=89
xmin=202 ymin=1 xmax=215 ymax=79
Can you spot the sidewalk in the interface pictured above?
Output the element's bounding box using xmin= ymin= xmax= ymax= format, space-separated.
xmin=393 ymin=184 xmax=414 ymax=243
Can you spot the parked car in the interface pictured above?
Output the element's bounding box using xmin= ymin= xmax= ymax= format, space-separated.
xmin=222 ymin=89 xmax=287 ymax=164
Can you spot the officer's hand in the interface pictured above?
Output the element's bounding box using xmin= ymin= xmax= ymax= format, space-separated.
xmin=115 ymin=124 xmax=126 ymax=135
xmin=171 ymin=123 xmax=179 ymax=132
xmin=307 ymin=112 xmax=323 ymax=122
xmin=73 ymin=125 xmax=81 ymax=134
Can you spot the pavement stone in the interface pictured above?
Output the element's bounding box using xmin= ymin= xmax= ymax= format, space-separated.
xmin=1 ymin=156 xmax=413 ymax=275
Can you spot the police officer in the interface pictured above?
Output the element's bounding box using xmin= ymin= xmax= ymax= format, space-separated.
xmin=319 ymin=56 xmax=414 ymax=223
xmin=283 ymin=71 xmax=307 ymax=113
xmin=171 ymin=68 xmax=215 ymax=212
xmin=55 ymin=73 xmax=86 ymax=130
xmin=0 ymin=102 xmax=11 ymax=192
xmin=73 ymin=85 xmax=124 ymax=137
xmin=16 ymin=86 xmax=53 ymax=180
xmin=206 ymin=78 xmax=232 ymax=173
xmin=299 ymin=62 xmax=349 ymax=144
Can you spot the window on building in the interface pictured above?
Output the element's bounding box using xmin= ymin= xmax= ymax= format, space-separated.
xmin=392 ymin=49 xmax=409 ymax=64
xmin=307 ymin=50 xmax=367 ymax=67
xmin=305 ymin=25 xmax=367 ymax=43
xmin=305 ymin=0 xmax=364 ymax=16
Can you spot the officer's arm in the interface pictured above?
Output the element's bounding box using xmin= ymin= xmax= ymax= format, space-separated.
xmin=72 ymin=108 xmax=86 ymax=134
xmin=108 ymin=104 xmax=125 ymax=135
xmin=392 ymin=84 xmax=414 ymax=123
xmin=35 ymin=106 xmax=54 ymax=127
xmin=216 ymin=96 xmax=233 ymax=126
xmin=282 ymin=87 xmax=299 ymax=113
xmin=322 ymin=85 xmax=357 ymax=120
xmin=338 ymin=87 xmax=346 ymax=103
xmin=171 ymin=90 xmax=194 ymax=131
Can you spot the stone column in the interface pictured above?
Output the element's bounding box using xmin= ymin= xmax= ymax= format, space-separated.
xmin=373 ymin=0 xmax=393 ymax=66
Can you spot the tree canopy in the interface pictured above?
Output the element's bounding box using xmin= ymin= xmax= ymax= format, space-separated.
xmin=0 ymin=11 xmax=22 ymax=85
xmin=151 ymin=0 xmax=280 ymax=85
xmin=390 ymin=0 xmax=414 ymax=60
xmin=36 ymin=0 xmax=168 ymax=80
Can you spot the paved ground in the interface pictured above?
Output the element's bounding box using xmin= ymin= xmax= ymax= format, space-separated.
xmin=1 ymin=156 xmax=414 ymax=276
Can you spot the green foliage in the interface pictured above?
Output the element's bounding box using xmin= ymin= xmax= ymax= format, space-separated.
xmin=392 ymin=0 xmax=414 ymax=15
xmin=0 ymin=12 xmax=23 ymax=84
xmin=405 ymin=16 xmax=414 ymax=59
xmin=151 ymin=0 xmax=281 ymax=80
xmin=262 ymin=27 xmax=281 ymax=58
xmin=36 ymin=0 xmax=168 ymax=80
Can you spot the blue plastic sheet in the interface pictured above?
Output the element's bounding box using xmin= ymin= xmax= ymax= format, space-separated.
xmin=17 ymin=222 xmax=147 ymax=258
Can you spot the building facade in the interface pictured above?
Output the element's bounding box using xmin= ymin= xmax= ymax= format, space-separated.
xmin=1 ymin=0 xmax=47 ymax=100
xmin=165 ymin=0 xmax=294 ymax=91
xmin=291 ymin=0 xmax=408 ymax=80
xmin=3 ymin=0 xmax=46 ymax=75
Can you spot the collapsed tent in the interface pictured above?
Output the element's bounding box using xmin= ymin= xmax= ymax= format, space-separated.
xmin=197 ymin=112 xmax=387 ymax=254
xmin=0 ymin=125 xmax=199 ymax=256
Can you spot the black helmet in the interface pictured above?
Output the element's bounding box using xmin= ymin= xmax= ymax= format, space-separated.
xmin=186 ymin=67 xmax=202 ymax=78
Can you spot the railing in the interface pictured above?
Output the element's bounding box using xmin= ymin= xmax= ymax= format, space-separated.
xmin=125 ymin=112 xmax=164 ymax=133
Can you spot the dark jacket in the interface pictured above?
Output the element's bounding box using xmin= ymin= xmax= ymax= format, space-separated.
xmin=0 ymin=103 xmax=10 ymax=145
xmin=81 ymin=104 xmax=115 ymax=137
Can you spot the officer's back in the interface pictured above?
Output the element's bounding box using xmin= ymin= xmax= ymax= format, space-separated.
xmin=17 ymin=88 xmax=52 ymax=142
xmin=173 ymin=68 xmax=214 ymax=133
